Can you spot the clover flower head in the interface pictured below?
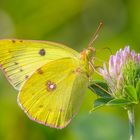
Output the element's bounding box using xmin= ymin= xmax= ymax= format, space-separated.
xmin=99 ymin=46 xmax=140 ymax=97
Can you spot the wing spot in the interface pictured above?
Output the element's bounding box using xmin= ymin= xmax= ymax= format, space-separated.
xmin=72 ymin=67 xmax=81 ymax=74
xmin=14 ymin=62 xmax=18 ymax=65
xmin=60 ymin=109 xmax=64 ymax=112
xmin=48 ymin=109 xmax=52 ymax=112
xmin=12 ymin=40 xmax=16 ymax=43
xmin=37 ymin=68 xmax=43 ymax=74
xmin=39 ymin=105 xmax=43 ymax=108
xmin=8 ymin=50 xmax=12 ymax=53
xmin=39 ymin=49 xmax=46 ymax=56
xmin=25 ymin=75 xmax=29 ymax=79
xmin=20 ymin=68 xmax=23 ymax=72
xmin=75 ymin=67 xmax=81 ymax=73
xmin=19 ymin=40 xmax=23 ymax=43
xmin=46 ymin=81 xmax=56 ymax=91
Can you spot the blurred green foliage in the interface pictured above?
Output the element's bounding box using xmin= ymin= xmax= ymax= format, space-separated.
xmin=0 ymin=0 xmax=140 ymax=140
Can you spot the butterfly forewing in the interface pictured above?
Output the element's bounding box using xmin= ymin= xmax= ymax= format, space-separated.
xmin=18 ymin=58 xmax=88 ymax=128
xmin=0 ymin=39 xmax=79 ymax=90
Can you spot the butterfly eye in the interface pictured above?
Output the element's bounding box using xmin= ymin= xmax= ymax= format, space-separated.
xmin=39 ymin=49 xmax=46 ymax=56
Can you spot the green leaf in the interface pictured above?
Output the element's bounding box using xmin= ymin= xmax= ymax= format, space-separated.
xmin=89 ymin=81 xmax=111 ymax=98
xmin=124 ymin=85 xmax=137 ymax=101
xmin=93 ymin=98 xmax=112 ymax=110
xmin=136 ymin=80 xmax=140 ymax=99
xmin=107 ymin=98 xmax=132 ymax=106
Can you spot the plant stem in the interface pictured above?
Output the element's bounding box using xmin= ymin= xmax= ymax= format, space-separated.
xmin=127 ymin=106 xmax=135 ymax=140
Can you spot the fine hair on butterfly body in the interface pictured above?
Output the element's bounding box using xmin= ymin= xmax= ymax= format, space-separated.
xmin=0 ymin=23 xmax=103 ymax=129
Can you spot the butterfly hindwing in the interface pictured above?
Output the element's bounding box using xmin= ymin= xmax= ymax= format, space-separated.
xmin=0 ymin=39 xmax=79 ymax=90
xmin=18 ymin=58 xmax=88 ymax=128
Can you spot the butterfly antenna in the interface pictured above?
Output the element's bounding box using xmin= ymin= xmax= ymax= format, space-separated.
xmin=88 ymin=22 xmax=103 ymax=48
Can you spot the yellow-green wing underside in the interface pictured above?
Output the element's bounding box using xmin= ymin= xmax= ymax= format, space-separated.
xmin=0 ymin=39 xmax=79 ymax=90
xmin=18 ymin=58 xmax=88 ymax=128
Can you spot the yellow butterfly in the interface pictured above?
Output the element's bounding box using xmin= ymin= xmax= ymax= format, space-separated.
xmin=0 ymin=23 xmax=102 ymax=129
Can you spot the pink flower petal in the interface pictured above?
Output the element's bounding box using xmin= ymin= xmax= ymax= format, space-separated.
xmin=124 ymin=46 xmax=130 ymax=53
xmin=103 ymin=63 xmax=108 ymax=75
xmin=109 ymin=55 xmax=114 ymax=74
xmin=138 ymin=53 xmax=140 ymax=62
xmin=131 ymin=50 xmax=135 ymax=60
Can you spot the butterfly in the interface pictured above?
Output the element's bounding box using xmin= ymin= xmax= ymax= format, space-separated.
xmin=0 ymin=23 xmax=103 ymax=129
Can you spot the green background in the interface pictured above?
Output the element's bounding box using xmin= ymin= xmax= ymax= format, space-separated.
xmin=0 ymin=0 xmax=140 ymax=140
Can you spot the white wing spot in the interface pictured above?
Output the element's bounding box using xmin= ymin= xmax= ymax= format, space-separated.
xmin=50 ymin=84 xmax=55 ymax=89
xmin=46 ymin=81 xmax=56 ymax=91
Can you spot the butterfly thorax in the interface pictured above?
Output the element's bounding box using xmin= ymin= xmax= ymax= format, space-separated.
xmin=80 ymin=47 xmax=95 ymax=78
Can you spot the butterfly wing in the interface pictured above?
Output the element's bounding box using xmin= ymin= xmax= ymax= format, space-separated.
xmin=18 ymin=58 xmax=88 ymax=128
xmin=0 ymin=39 xmax=79 ymax=90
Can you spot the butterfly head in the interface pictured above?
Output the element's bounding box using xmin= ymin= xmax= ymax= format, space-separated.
xmin=80 ymin=47 xmax=95 ymax=61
